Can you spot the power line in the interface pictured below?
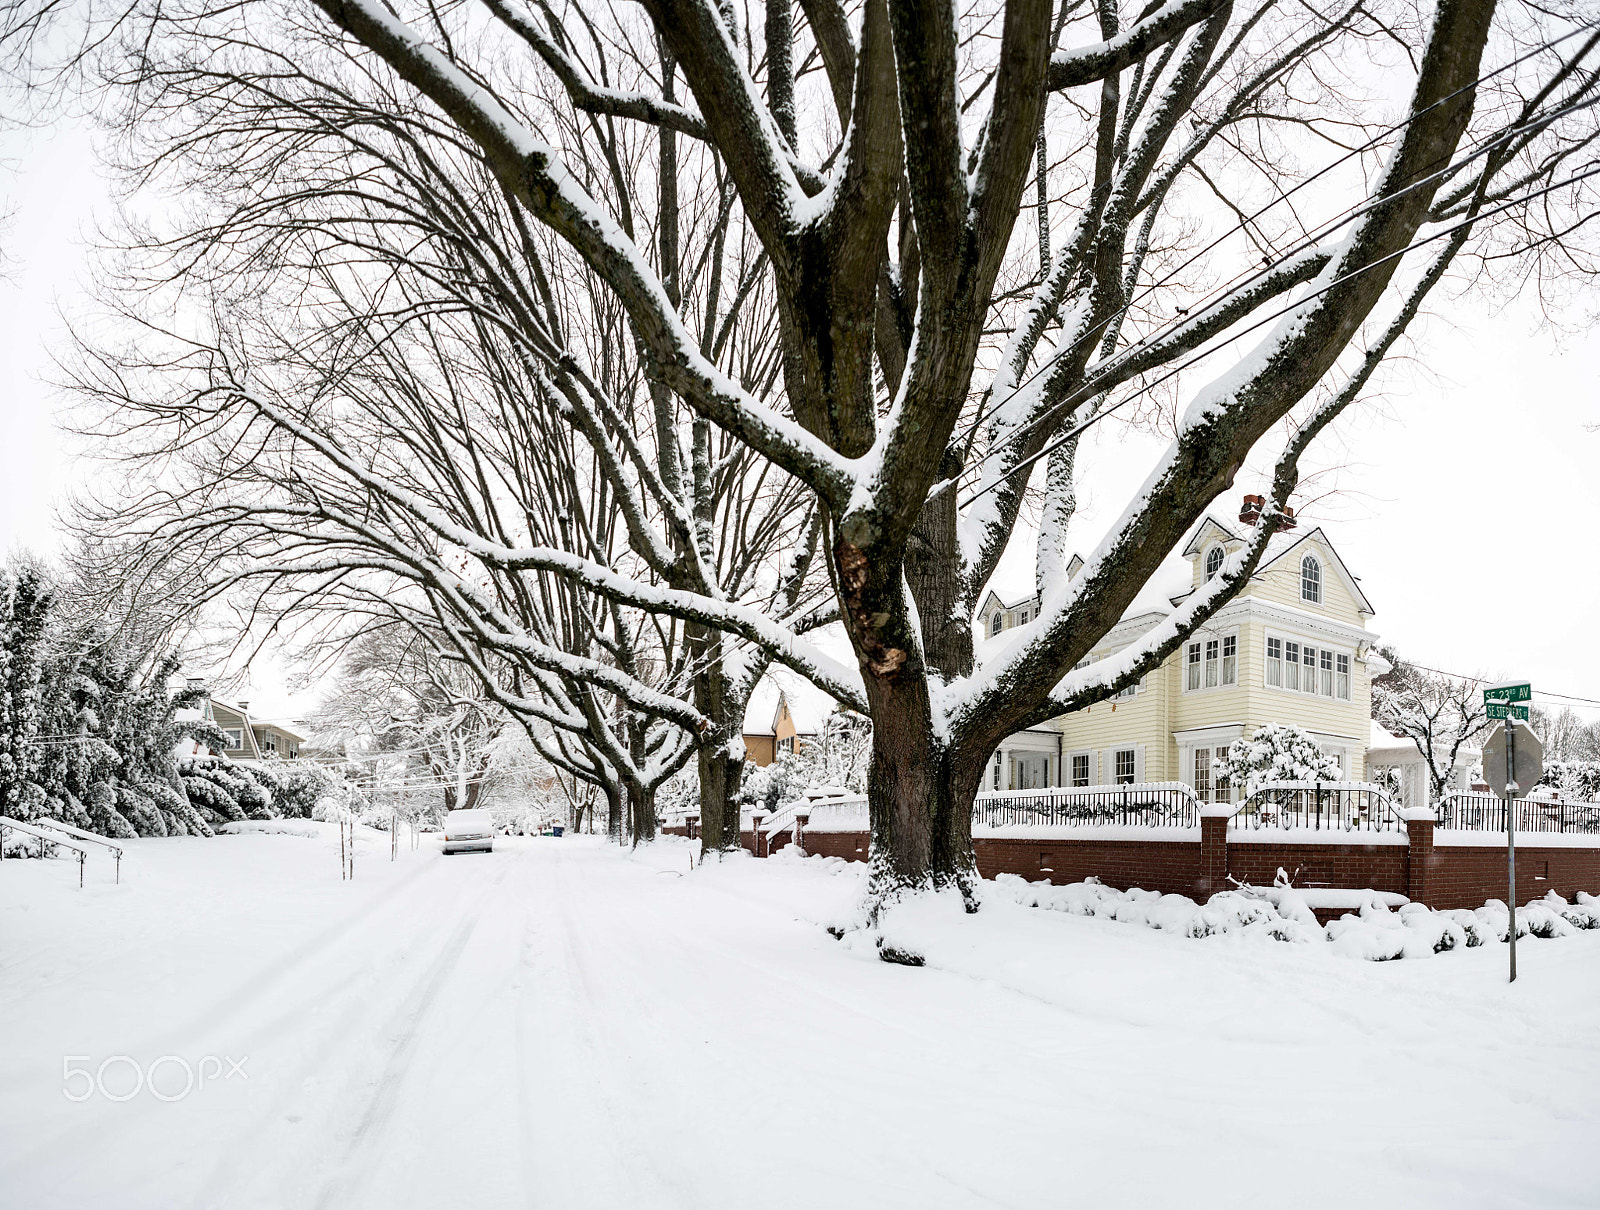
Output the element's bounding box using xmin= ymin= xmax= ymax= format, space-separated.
xmin=961 ymin=155 xmax=1600 ymax=510
xmin=956 ymin=30 xmax=1600 ymax=503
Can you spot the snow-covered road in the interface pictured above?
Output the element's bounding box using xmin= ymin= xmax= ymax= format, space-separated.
xmin=3 ymin=828 xmax=1598 ymax=1209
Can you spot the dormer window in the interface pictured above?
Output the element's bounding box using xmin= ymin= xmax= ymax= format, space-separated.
xmin=1300 ymin=555 xmax=1322 ymax=604
xmin=990 ymin=612 xmax=1003 ymax=637
xmin=1018 ymin=608 xmax=1030 ymax=625
xmin=1205 ymin=546 xmax=1224 ymax=581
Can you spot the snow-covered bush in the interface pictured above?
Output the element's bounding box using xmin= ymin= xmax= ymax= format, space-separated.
xmin=1220 ymin=724 xmax=1342 ymax=797
xmin=991 ymin=872 xmax=1600 ymax=962
xmin=1538 ymin=760 xmax=1600 ymax=802
xmin=739 ymin=753 xmax=809 ymax=814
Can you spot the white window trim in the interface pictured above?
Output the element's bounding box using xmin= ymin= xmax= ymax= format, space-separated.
xmin=1300 ymin=554 xmax=1323 ymax=605
xmin=1067 ymin=749 xmax=1092 ymax=788
xmin=1261 ymin=628 xmax=1354 ymax=701
xmin=1181 ymin=628 xmax=1240 ymax=695
xmin=224 ymin=728 xmax=243 ymax=749
xmin=1204 ymin=544 xmax=1225 ymax=582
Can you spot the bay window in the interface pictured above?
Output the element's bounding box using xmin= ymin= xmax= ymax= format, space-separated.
xmin=1336 ymin=653 xmax=1351 ymax=700
xmin=1222 ymin=635 xmax=1237 ymax=685
xmin=1266 ymin=637 xmax=1282 ymax=686
xmin=1284 ymin=641 xmax=1300 ymax=690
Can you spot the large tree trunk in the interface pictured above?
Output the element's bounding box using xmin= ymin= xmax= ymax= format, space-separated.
xmin=841 ymin=534 xmax=982 ymax=917
xmin=604 ymin=780 xmax=622 ymax=841
xmin=627 ymin=780 xmax=657 ymax=846
xmin=695 ymin=742 xmax=745 ymax=856
xmin=690 ymin=632 xmax=747 ymax=855
xmin=864 ymin=696 xmax=983 ymax=919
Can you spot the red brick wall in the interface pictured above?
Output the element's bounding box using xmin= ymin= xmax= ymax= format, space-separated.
xmin=1420 ymin=844 xmax=1600 ymax=910
xmin=785 ymin=827 xmax=1600 ymax=910
xmin=975 ymin=838 xmax=1209 ymax=898
xmin=1227 ymin=841 xmax=1409 ymax=897
xmin=801 ymin=831 xmax=869 ymax=862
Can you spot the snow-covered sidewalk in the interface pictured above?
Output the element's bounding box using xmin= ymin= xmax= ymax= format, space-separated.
xmin=2 ymin=829 xmax=1597 ymax=1209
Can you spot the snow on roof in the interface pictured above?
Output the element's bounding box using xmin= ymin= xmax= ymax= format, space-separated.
xmin=741 ymin=673 xmax=834 ymax=736
xmin=1368 ymin=721 xmax=1420 ymax=758
xmin=741 ymin=680 xmax=782 ymax=735
xmin=1123 ymin=544 xmax=1195 ymax=619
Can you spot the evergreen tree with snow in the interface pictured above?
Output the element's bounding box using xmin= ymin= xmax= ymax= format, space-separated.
xmin=0 ymin=567 xmax=53 ymax=819
xmin=1220 ymin=724 xmax=1343 ymax=798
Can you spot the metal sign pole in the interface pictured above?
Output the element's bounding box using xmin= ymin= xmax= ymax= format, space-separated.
xmin=1506 ymin=721 xmax=1517 ymax=983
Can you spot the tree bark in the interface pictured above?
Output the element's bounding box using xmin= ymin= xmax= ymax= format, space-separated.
xmin=604 ymin=780 xmax=622 ymax=841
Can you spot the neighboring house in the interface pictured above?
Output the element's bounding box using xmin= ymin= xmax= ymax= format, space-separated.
xmin=1366 ymin=721 xmax=1479 ymax=811
xmin=178 ymin=686 xmax=307 ymax=763
xmin=981 ymin=501 xmax=1385 ymax=801
xmin=741 ymin=683 xmax=820 ymax=767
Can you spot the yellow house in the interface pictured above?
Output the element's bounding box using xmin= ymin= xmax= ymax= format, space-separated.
xmin=741 ymin=686 xmax=819 ymax=767
xmin=978 ymin=510 xmax=1382 ymax=801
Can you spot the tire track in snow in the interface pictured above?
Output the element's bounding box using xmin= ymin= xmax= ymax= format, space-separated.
xmin=181 ymin=852 xmax=510 ymax=1210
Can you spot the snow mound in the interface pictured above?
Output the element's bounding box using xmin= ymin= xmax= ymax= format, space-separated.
xmin=992 ymin=873 xmax=1598 ymax=961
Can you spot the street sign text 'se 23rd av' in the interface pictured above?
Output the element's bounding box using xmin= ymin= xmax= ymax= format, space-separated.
xmin=1484 ymin=681 xmax=1532 ymax=704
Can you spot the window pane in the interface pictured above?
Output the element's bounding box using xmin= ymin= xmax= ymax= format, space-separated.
xmin=1214 ymin=747 xmax=1231 ymax=802
xmin=1320 ymin=649 xmax=1334 ymax=696
xmin=1072 ymin=753 xmax=1090 ymax=787
xmin=1302 ymin=646 xmax=1317 ymax=693
xmin=1301 ymin=556 xmax=1321 ymax=603
xmin=1205 ymin=639 xmax=1218 ymax=688
xmin=1206 ymin=546 xmax=1223 ymax=581
xmin=1337 ymin=653 xmax=1351 ymax=700
xmin=1266 ymin=637 xmax=1281 ymax=687
xmin=1187 ymin=643 xmax=1201 ymax=690
xmin=1194 ymin=748 xmax=1211 ymax=799
xmin=1223 ymin=635 xmax=1237 ymax=685
xmin=1115 ymin=749 xmax=1136 ymax=784
xmin=1284 ymin=642 xmax=1299 ymax=690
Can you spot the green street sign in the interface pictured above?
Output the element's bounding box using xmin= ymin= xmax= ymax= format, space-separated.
xmin=1487 ymin=702 xmax=1529 ymax=721
xmin=1485 ymin=681 xmax=1532 ymax=704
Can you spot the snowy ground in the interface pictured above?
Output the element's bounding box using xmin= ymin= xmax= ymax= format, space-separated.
xmin=2 ymin=828 xmax=1598 ymax=1210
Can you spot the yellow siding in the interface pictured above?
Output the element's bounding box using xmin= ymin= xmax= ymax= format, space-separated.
xmin=1052 ymin=663 xmax=1173 ymax=781
xmin=1048 ymin=543 xmax=1376 ymax=784
xmin=1247 ymin=539 xmax=1367 ymax=620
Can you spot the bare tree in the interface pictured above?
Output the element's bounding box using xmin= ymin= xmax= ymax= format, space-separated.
xmin=1374 ymin=656 xmax=1494 ymax=804
xmin=19 ymin=0 xmax=1600 ymax=919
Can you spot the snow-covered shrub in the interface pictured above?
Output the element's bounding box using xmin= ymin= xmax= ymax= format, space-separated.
xmin=739 ymin=753 xmax=809 ymax=814
xmin=1220 ymin=723 xmax=1342 ymax=797
xmin=989 ymin=867 xmax=1600 ymax=962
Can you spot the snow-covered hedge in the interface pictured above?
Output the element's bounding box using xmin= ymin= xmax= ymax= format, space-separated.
xmin=990 ymin=874 xmax=1600 ymax=960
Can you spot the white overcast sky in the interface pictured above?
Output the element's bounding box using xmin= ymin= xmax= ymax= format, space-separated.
xmin=3 ymin=114 xmax=1599 ymax=723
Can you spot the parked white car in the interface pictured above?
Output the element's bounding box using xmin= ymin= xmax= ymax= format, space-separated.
xmin=441 ymin=808 xmax=495 ymax=855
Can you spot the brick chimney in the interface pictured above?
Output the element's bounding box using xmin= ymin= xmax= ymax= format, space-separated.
xmin=1238 ymin=494 xmax=1296 ymax=530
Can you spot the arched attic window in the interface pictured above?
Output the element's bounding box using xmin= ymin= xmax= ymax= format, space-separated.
xmin=1205 ymin=545 xmax=1225 ymax=581
xmin=990 ymin=612 xmax=1003 ymax=637
xmin=1301 ymin=554 xmax=1322 ymax=604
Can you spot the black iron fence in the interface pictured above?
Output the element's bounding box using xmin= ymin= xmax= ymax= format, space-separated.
xmin=1233 ymin=782 xmax=1402 ymax=833
xmin=1438 ymin=792 xmax=1600 ymax=834
xmin=973 ymin=783 xmax=1199 ymax=829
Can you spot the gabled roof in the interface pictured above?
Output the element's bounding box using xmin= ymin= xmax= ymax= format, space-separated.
xmin=1181 ymin=514 xmax=1243 ymax=557
xmin=1256 ymin=526 xmax=1375 ymax=616
xmin=976 ymin=587 xmax=1039 ymax=618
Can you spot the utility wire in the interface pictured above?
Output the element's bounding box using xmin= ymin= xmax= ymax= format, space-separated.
xmin=960 ymin=156 xmax=1600 ymax=509
xmin=955 ymin=27 xmax=1600 ymax=502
